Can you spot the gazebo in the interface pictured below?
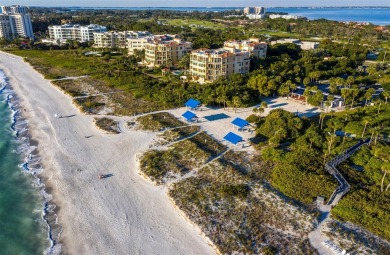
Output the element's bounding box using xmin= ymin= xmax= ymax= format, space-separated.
xmin=184 ymin=98 xmax=201 ymax=110
xmin=182 ymin=111 xmax=197 ymax=122
xmin=231 ymin=117 xmax=249 ymax=131
xmin=224 ymin=132 xmax=244 ymax=148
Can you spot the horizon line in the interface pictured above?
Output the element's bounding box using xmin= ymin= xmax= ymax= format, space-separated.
xmin=28 ymin=6 xmax=390 ymax=8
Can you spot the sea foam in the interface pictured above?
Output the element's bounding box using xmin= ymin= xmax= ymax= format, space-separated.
xmin=0 ymin=69 xmax=62 ymax=255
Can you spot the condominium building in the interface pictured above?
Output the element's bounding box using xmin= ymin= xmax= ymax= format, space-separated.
xmin=244 ymin=6 xmax=266 ymax=19
xmin=271 ymin=38 xmax=319 ymax=50
xmin=0 ymin=5 xmax=33 ymax=40
xmin=144 ymin=35 xmax=192 ymax=67
xmin=1 ymin=5 xmax=27 ymax=14
xmin=93 ymin=30 xmax=152 ymax=49
xmin=243 ymin=6 xmax=265 ymax=15
xmin=268 ymin=14 xmax=305 ymax=20
xmin=223 ymin=38 xmax=267 ymax=58
xmin=48 ymin=24 xmax=107 ymax=42
xmin=126 ymin=31 xmax=153 ymax=55
xmin=190 ymin=48 xmax=250 ymax=83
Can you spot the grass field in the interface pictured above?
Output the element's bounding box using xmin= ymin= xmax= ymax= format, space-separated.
xmin=167 ymin=19 xmax=227 ymax=30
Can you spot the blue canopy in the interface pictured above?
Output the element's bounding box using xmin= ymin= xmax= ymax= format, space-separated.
xmin=185 ymin=98 xmax=201 ymax=109
xmin=231 ymin=117 xmax=249 ymax=129
xmin=224 ymin=132 xmax=243 ymax=145
xmin=182 ymin=111 xmax=197 ymax=121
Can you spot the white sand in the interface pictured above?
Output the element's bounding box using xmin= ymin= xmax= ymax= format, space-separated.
xmin=0 ymin=51 xmax=215 ymax=255
xmin=167 ymin=96 xmax=321 ymax=152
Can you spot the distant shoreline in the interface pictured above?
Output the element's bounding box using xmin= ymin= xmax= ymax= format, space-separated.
xmin=28 ymin=6 xmax=390 ymax=25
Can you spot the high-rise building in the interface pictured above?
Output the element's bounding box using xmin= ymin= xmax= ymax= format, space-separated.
xmin=243 ymin=6 xmax=266 ymax=19
xmin=126 ymin=31 xmax=153 ymax=55
xmin=190 ymin=48 xmax=250 ymax=83
xmin=144 ymin=35 xmax=192 ymax=67
xmin=48 ymin=24 xmax=107 ymax=42
xmin=0 ymin=5 xmax=33 ymax=40
xmin=223 ymin=39 xmax=267 ymax=58
xmin=244 ymin=6 xmax=265 ymax=15
xmin=93 ymin=30 xmax=151 ymax=49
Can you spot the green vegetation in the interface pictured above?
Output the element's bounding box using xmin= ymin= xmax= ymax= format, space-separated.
xmin=166 ymin=19 xmax=227 ymax=30
xmin=5 ymin=7 xmax=389 ymax=248
xmin=154 ymin=126 xmax=201 ymax=146
xmin=140 ymin=131 xmax=226 ymax=183
xmin=331 ymin=142 xmax=390 ymax=240
xmin=256 ymin=109 xmax=337 ymax=203
xmin=94 ymin=117 xmax=120 ymax=134
xmin=135 ymin=112 xmax=186 ymax=131
xmin=169 ymin=151 xmax=317 ymax=254
xmin=325 ymin=219 xmax=390 ymax=254
xmin=254 ymin=104 xmax=390 ymax=242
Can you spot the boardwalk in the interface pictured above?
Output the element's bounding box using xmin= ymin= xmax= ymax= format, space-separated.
xmin=309 ymin=138 xmax=370 ymax=255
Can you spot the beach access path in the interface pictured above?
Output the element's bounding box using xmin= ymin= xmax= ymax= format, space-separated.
xmin=0 ymin=51 xmax=214 ymax=255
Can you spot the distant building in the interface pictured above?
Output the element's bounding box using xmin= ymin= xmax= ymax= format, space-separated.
xmin=190 ymin=48 xmax=250 ymax=83
xmin=126 ymin=31 xmax=153 ymax=55
xmin=48 ymin=24 xmax=107 ymax=42
xmin=93 ymin=30 xmax=152 ymax=49
xmin=271 ymin=38 xmax=319 ymax=50
xmin=243 ymin=6 xmax=265 ymax=15
xmin=0 ymin=5 xmax=33 ymax=40
xmin=224 ymin=38 xmax=267 ymax=58
xmin=143 ymin=35 xmax=192 ymax=67
xmin=244 ymin=6 xmax=266 ymax=19
xmin=269 ymin=14 xmax=304 ymax=20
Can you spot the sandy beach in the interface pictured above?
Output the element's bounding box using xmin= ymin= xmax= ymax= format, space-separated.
xmin=0 ymin=51 xmax=214 ymax=255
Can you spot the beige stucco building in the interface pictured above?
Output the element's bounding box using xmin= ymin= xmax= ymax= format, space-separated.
xmin=144 ymin=35 xmax=192 ymax=67
xmin=93 ymin=31 xmax=151 ymax=49
xmin=190 ymin=48 xmax=250 ymax=83
xmin=223 ymin=38 xmax=267 ymax=58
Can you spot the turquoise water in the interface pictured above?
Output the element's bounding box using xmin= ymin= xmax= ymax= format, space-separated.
xmin=0 ymin=78 xmax=49 ymax=254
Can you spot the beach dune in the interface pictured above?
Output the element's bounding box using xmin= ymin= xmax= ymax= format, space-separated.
xmin=0 ymin=51 xmax=214 ymax=255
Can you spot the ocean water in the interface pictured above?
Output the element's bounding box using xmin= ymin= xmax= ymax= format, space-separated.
xmin=68 ymin=6 xmax=390 ymax=25
xmin=0 ymin=71 xmax=58 ymax=254
xmin=267 ymin=7 xmax=390 ymax=25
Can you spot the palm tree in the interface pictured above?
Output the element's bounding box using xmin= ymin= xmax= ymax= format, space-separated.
xmin=232 ymin=96 xmax=241 ymax=113
xmin=382 ymin=91 xmax=389 ymax=103
xmin=364 ymin=88 xmax=376 ymax=107
xmin=346 ymin=76 xmax=355 ymax=88
xmin=380 ymin=164 xmax=390 ymax=192
xmin=350 ymin=89 xmax=359 ymax=108
xmin=361 ymin=117 xmax=371 ymax=138
xmin=260 ymin=101 xmax=268 ymax=109
xmin=257 ymin=107 xmax=264 ymax=120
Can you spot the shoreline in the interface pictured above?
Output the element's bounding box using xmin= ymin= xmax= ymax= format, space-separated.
xmin=0 ymin=70 xmax=61 ymax=254
xmin=0 ymin=51 xmax=215 ymax=255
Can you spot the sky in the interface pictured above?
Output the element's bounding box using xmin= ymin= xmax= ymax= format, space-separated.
xmin=1 ymin=0 xmax=390 ymax=7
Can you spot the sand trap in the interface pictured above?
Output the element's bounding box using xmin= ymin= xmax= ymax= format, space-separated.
xmin=0 ymin=51 xmax=214 ymax=255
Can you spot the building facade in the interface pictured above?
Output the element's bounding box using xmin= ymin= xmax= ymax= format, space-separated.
xmin=271 ymin=39 xmax=319 ymax=50
xmin=243 ymin=6 xmax=265 ymax=15
xmin=190 ymin=48 xmax=250 ymax=83
xmin=48 ymin=24 xmax=107 ymax=42
xmin=268 ymin=14 xmax=304 ymax=20
xmin=93 ymin=31 xmax=152 ymax=49
xmin=244 ymin=6 xmax=266 ymax=19
xmin=126 ymin=31 xmax=153 ymax=55
xmin=0 ymin=5 xmax=33 ymax=40
xmin=144 ymin=35 xmax=192 ymax=67
xmin=223 ymin=39 xmax=267 ymax=58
